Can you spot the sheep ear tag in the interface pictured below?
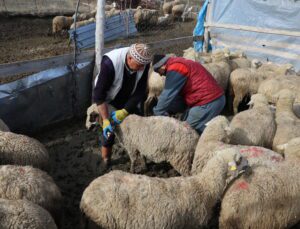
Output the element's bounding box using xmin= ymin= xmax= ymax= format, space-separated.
xmin=228 ymin=162 xmax=237 ymax=171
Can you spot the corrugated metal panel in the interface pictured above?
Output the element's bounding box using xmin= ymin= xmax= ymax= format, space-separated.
xmin=69 ymin=11 xmax=137 ymax=50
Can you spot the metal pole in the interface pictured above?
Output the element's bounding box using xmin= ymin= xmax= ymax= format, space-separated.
xmin=73 ymin=0 xmax=81 ymax=71
xmin=95 ymin=0 xmax=105 ymax=80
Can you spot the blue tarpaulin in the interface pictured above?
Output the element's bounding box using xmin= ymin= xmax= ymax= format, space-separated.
xmin=193 ymin=0 xmax=209 ymax=52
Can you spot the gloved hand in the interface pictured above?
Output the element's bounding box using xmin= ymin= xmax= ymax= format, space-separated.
xmin=102 ymin=119 xmax=113 ymax=139
xmin=111 ymin=109 xmax=129 ymax=124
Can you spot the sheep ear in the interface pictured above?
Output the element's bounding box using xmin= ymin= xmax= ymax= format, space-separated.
xmin=224 ymin=126 xmax=232 ymax=135
xmin=247 ymin=100 xmax=254 ymax=106
xmin=277 ymin=143 xmax=287 ymax=151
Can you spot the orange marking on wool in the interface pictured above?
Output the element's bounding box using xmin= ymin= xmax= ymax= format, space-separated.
xmin=234 ymin=181 xmax=249 ymax=191
xmin=18 ymin=167 xmax=25 ymax=174
xmin=240 ymin=147 xmax=263 ymax=158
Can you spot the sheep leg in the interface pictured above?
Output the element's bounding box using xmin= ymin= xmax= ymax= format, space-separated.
xmin=129 ymin=150 xmax=147 ymax=173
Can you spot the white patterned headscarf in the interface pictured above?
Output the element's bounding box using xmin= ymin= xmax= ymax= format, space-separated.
xmin=129 ymin=43 xmax=153 ymax=65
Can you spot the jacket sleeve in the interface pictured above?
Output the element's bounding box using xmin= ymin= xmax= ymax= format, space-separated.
xmin=124 ymin=64 xmax=150 ymax=113
xmin=92 ymin=56 xmax=115 ymax=105
xmin=153 ymin=64 xmax=187 ymax=116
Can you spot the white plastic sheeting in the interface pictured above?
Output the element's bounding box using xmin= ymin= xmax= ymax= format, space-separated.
xmin=207 ymin=0 xmax=300 ymax=70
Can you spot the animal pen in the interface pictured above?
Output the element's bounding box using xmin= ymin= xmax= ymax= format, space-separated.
xmin=0 ymin=0 xmax=300 ymax=228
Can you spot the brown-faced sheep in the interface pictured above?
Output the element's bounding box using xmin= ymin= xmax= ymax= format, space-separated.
xmin=52 ymin=16 xmax=73 ymax=34
xmin=80 ymin=148 xmax=248 ymax=229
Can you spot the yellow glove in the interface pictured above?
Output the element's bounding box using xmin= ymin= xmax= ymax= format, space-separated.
xmin=111 ymin=109 xmax=129 ymax=124
xmin=102 ymin=119 xmax=113 ymax=139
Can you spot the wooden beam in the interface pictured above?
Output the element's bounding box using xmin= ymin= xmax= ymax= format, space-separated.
xmin=205 ymin=22 xmax=300 ymax=38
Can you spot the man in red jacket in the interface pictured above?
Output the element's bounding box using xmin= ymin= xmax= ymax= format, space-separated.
xmin=152 ymin=54 xmax=225 ymax=135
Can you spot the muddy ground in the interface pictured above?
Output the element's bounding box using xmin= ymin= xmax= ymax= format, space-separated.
xmin=0 ymin=16 xmax=196 ymax=65
xmin=34 ymin=117 xmax=180 ymax=229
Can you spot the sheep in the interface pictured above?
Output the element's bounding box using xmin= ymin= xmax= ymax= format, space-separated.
xmin=73 ymin=10 xmax=97 ymax=21
xmin=85 ymin=105 xmax=199 ymax=175
xmin=189 ymin=116 xmax=298 ymax=229
xmin=144 ymin=69 xmax=166 ymax=116
xmin=0 ymin=118 xmax=9 ymax=132
xmin=172 ymin=4 xmax=185 ymax=20
xmin=272 ymin=89 xmax=300 ymax=154
xmin=80 ymin=148 xmax=248 ymax=229
xmin=0 ymin=165 xmax=62 ymax=220
xmin=134 ymin=6 xmax=159 ymax=31
xmin=229 ymin=93 xmax=276 ymax=148
xmin=52 ymin=16 xmax=73 ymax=34
xmin=277 ymin=137 xmax=300 ymax=159
xmin=219 ymin=148 xmax=300 ymax=229
xmin=0 ymin=199 xmax=57 ymax=229
xmin=191 ymin=116 xmax=282 ymax=175
xmin=258 ymin=76 xmax=300 ymax=117
xmin=162 ymin=0 xmax=173 ymax=15
xmin=157 ymin=14 xmax=173 ymax=26
xmin=70 ymin=18 xmax=95 ymax=30
xmin=116 ymin=115 xmax=199 ymax=175
xmin=229 ymin=57 xmax=251 ymax=70
xmin=0 ymin=131 xmax=50 ymax=170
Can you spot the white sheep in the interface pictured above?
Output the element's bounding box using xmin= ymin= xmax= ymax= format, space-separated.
xmin=70 ymin=17 xmax=95 ymax=30
xmin=0 ymin=118 xmax=9 ymax=132
xmin=116 ymin=114 xmax=199 ymax=175
xmin=0 ymin=131 xmax=50 ymax=170
xmin=272 ymin=89 xmax=300 ymax=154
xmin=258 ymin=76 xmax=300 ymax=117
xmin=189 ymin=116 xmax=298 ymax=229
xmin=191 ymin=116 xmax=283 ymax=175
xmin=85 ymin=105 xmax=199 ymax=176
xmin=229 ymin=57 xmax=251 ymax=70
xmin=52 ymin=16 xmax=73 ymax=34
xmin=0 ymin=165 xmax=62 ymax=219
xmin=134 ymin=6 xmax=159 ymax=31
xmin=144 ymin=69 xmax=166 ymax=116
xmin=172 ymin=4 xmax=185 ymax=20
xmin=80 ymin=148 xmax=248 ymax=229
xmin=162 ymin=0 xmax=174 ymax=15
xmin=229 ymin=93 xmax=276 ymax=148
xmin=0 ymin=199 xmax=57 ymax=229
xmin=277 ymin=137 xmax=300 ymax=159
xmin=219 ymin=147 xmax=300 ymax=229
xmin=230 ymin=63 xmax=294 ymax=114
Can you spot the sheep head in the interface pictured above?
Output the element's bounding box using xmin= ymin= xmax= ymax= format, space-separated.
xmin=247 ymin=93 xmax=269 ymax=109
xmin=201 ymin=116 xmax=231 ymax=143
xmin=217 ymin=148 xmax=250 ymax=184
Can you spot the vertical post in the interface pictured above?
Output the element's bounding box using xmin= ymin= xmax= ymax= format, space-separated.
xmin=94 ymin=0 xmax=105 ymax=81
xmin=73 ymin=0 xmax=81 ymax=70
xmin=203 ymin=0 xmax=212 ymax=53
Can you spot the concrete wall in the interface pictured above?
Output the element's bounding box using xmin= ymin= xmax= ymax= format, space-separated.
xmin=0 ymin=0 xmax=96 ymax=16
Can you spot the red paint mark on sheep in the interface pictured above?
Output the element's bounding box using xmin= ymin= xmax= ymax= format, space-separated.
xmin=240 ymin=147 xmax=264 ymax=158
xmin=233 ymin=181 xmax=249 ymax=191
xmin=271 ymin=155 xmax=283 ymax=162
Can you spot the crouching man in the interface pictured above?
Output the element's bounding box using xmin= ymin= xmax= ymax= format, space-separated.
xmin=93 ymin=43 xmax=152 ymax=168
xmin=152 ymin=54 xmax=225 ymax=135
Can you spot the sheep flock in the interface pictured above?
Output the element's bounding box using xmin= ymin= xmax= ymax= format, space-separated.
xmin=80 ymin=45 xmax=300 ymax=229
xmin=52 ymin=0 xmax=197 ymax=35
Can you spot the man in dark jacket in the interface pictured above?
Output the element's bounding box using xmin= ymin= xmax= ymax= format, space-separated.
xmin=93 ymin=43 xmax=152 ymax=167
xmin=152 ymin=54 xmax=225 ymax=135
